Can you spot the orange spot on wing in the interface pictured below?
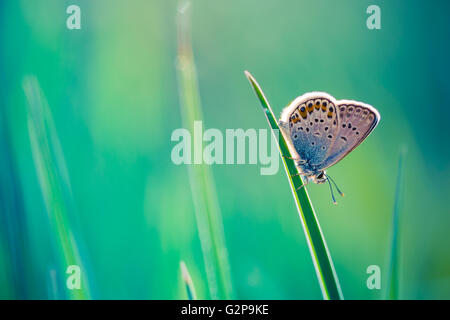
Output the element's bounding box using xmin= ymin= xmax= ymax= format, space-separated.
xmin=299 ymin=106 xmax=307 ymax=119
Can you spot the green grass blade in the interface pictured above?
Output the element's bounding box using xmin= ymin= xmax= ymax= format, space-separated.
xmin=23 ymin=76 xmax=91 ymax=300
xmin=386 ymin=149 xmax=406 ymax=300
xmin=0 ymin=107 xmax=29 ymax=299
xmin=46 ymin=268 xmax=60 ymax=300
xmin=176 ymin=1 xmax=233 ymax=300
xmin=245 ymin=71 xmax=343 ymax=300
xmin=180 ymin=261 xmax=197 ymax=300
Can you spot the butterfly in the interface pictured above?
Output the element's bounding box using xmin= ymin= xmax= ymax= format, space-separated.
xmin=278 ymin=92 xmax=380 ymax=204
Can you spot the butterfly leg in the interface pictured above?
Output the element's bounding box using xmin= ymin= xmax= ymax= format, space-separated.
xmin=290 ymin=168 xmax=308 ymax=178
xmin=282 ymin=155 xmax=299 ymax=160
xmin=282 ymin=155 xmax=306 ymax=165
xmin=296 ymin=176 xmax=309 ymax=191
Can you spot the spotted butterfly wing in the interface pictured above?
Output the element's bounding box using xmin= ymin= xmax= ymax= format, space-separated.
xmin=317 ymin=99 xmax=380 ymax=170
xmin=279 ymin=92 xmax=380 ymax=171
xmin=279 ymin=92 xmax=339 ymax=168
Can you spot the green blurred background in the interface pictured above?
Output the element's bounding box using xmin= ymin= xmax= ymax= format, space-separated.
xmin=1 ymin=0 xmax=449 ymax=299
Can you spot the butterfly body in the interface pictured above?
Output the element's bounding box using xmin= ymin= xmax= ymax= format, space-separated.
xmin=278 ymin=92 xmax=380 ymax=196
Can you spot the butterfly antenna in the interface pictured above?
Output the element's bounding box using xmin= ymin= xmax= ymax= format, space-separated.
xmin=325 ymin=173 xmax=345 ymax=197
xmin=326 ymin=178 xmax=338 ymax=205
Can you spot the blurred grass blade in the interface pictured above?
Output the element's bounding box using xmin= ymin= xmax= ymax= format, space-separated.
xmin=180 ymin=261 xmax=197 ymax=300
xmin=245 ymin=71 xmax=343 ymax=300
xmin=0 ymin=107 xmax=29 ymax=299
xmin=386 ymin=149 xmax=406 ymax=300
xmin=176 ymin=1 xmax=233 ymax=299
xmin=23 ymin=76 xmax=91 ymax=300
xmin=47 ymin=267 xmax=60 ymax=300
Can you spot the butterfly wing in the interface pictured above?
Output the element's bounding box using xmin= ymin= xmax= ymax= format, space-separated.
xmin=316 ymin=100 xmax=380 ymax=170
xmin=279 ymin=92 xmax=340 ymax=167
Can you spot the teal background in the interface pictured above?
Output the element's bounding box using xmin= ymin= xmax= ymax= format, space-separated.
xmin=1 ymin=0 xmax=450 ymax=299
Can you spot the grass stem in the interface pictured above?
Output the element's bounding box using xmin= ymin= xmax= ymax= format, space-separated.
xmin=386 ymin=148 xmax=406 ymax=300
xmin=180 ymin=261 xmax=197 ymax=300
xmin=176 ymin=1 xmax=233 ymax=299
xmin=245 ymin=71 xmax=343 ymax=300
xmin=23 ymin=76 xmax=91 ymax=300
